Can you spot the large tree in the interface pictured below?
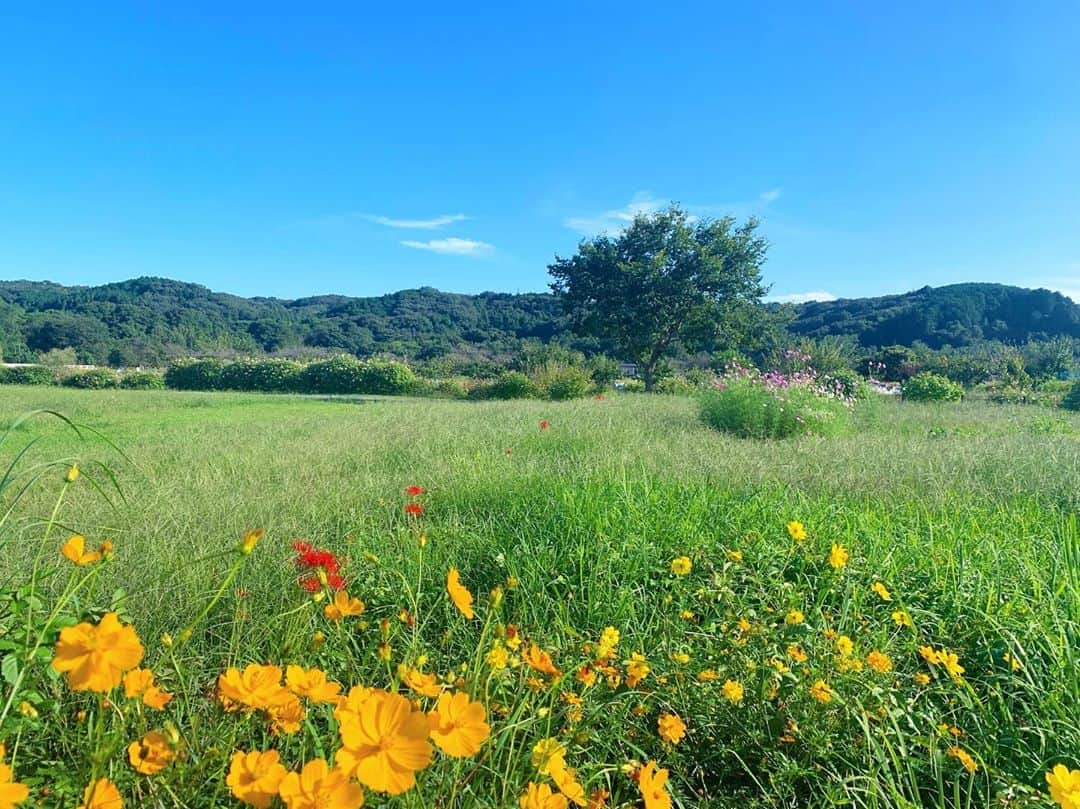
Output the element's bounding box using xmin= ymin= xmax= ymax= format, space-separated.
xmin=548 ymin=204 xmax=769 ymax=389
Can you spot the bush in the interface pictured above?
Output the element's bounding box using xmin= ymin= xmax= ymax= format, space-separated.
xmin=295 ymin=356 xmax=366 ymax=394
xmin=586 ymin=355 xmax=620 ymax=387
xmin=533 ymin=362 xmax=594 ymax=400
xmin=120 ymin=371 xmax=166 ymax=390
xmin=617 ymin=379 xmax=646 ymax=393
xmin=356 ymin=359 xmax=416 ymax=396
xmin=165 ymin=358 xmax=227 ymax=391
xmin=433 ymin=379 xmax=469 ymax=399
xmin=1062 ymin=381 xmax=1080 ymax=412
xmin=467 ymin=372 xmax=540 ymax=400
xmin=654 ymin=376 xmax=696 ymax=396
xmin=902 ymin=372 xmax=964 ymax=402
xmin=700 ymin=378 xmax=853 ymax=439
xmin=0 ymin=365 xmax=57 ymax=385
xmin=62 ymin=368 xmax=121 ymax=389
xmin=822 ymin=368 xmax=869 ymax=400
xmin=219 ymin=358 xmax=302 ymax=392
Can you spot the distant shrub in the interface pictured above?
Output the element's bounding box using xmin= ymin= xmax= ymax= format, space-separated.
xmin=295 ymin=356 xmax=366 ymax=394
xmin=618 ymin=379 xmax=645 ymax=393
xmin=822 ymin=368 xmax=869 ymax=400
xmin=468 ymin=372 xmax=540 ymax=400
xmin=533 ymin=362 xmax=594 ymax=400
xmin=902 ymin=372 xmax=964 ymax=402
xmin=62 ymin=368 xmax=121 ymax=389
xmin=586 ymin=355 xmax=620 ymax=387
xmin=220 ymin=358 xmax=302 ymax=392
xmin=700 ymin=378 xmax=853 ymax=439
xmin=356 ymin=359 xmax=416 ymax=396
xmin=165 ymin=359 xmax=226 ymax=391
xmin=654 ymin=376 xmax=696 ymax=396
xmin=1061 ymin=381 xmax=1080 ymax=412
xmin=0 ymin=365 xmax=57 ymax=386
xmin=120 ymin=371 xmax=166 ymax=390
xmin=433 ymin=379 xmax=469 ymax=399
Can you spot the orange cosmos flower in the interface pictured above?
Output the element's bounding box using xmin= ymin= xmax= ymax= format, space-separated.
xmin=0 ymin=747 xmax=29 ymax=809
xmin=550 ymin=758 xmax=587 ymax=807
xmin=866 ymin=651 xmax=893 ymax=673
xmin=324 ymin=591 xmax=365 ymax=622
xmin=268 ymin=697 xmax=306 ymax=735
xmin=127 ymin=730 xmax=175 ymax=775
xmin=397 ymin=666 xmax=442 ymax=698
xmin=336 ymin=689 xmax=433 ymax=795
xmin=531 ymin=737 xmax=567 ymax=775
xmin=657 ymin=712 xmax=686 ymax=744
xmin=285 ymin=666 xmax=342 ymax=704
xmin=122 ymin=668 xmax=173 ymax=709
xmin=809 ymin=680 xmax=834 ymax=703
xmin=77 ymin=779 xmax=122 ymax=809
xmin=278 ymin=758 xmax=365 ymax=809
xmin=52 ymin=612 xmax=144 ymax=693
xmin=61 ymin=535 xmax=102 ymax=566
xmin=1046 ymin=764 xmax=1080 ymax=809
xmin=520 ymin=782 xmax=568 ymax=809
xmin=638 ymin=761 xmax=671 ymax=809
xmin=218 ymin=664 xmax=292 ymax=712
xmin=446 ymin=567 xmax=475 ymax=619
xmin=427 ymin=691 xmax=490 ymax=757
xmin=523 ymin=644 xmax=561 ymax=678
xmin=226 ymin=750 xmax=287 ymax=808
xmin=625 ymin=653 xmax=650 ymax=688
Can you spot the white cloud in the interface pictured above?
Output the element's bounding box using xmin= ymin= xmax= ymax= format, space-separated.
xmin=562 ymin=192 xmax=668 ymax=235
xmin=1038 ymin=272 xmax=1080 ymax=303
xmin=362 ymin=213 xmax=468 ymax=229
xmin=400 ymin=237 xmax=494 ymax=256
xmin=759 ymin=188 xmax=782 ymax=203
xmin=768 ymin=290 xmax=838 ymax=304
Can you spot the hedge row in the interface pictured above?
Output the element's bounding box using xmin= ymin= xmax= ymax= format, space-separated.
xmin=163 ymin=356 xmax=418 ymax=396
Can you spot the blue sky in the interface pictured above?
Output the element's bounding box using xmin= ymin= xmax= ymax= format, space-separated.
xmin=1 ymin=2 xmax=1078 ymax=302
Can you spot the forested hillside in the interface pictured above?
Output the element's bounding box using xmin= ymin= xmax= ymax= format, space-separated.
xmin=0 ymin=277 xmax=1076 ymax=366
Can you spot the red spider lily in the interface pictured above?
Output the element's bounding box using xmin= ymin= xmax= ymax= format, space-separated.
xmin=404 ymin=503 xmax=424 ymax=516
xmin=539 ymin=420 xmax=550 ymax=430
xmin=292 ymin=541 xmax=345 ymax=590
xmin=595 ymin=394 xmax=606 ymax=400
xmin=404 ymin=485 xmax=425 ymax=496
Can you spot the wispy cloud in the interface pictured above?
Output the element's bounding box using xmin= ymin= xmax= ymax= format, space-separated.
xmin=768 ymin=290 xmax=838 ymax=304
xmin=759 ymin=188 xmax=782 ymax=203
xmin=362 ymin=213 xmax=468 ymax=229
xmin=564 ymin=189 xmax=782 ymax=236
xmin=400 ymin=237 xmax=494 ymax=256
xmin=1038 ymin=271 xmax=1080 ymax=303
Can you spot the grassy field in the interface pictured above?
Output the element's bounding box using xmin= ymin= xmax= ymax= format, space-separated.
xmin=1 ymin=387 xmax=1078 ymax=808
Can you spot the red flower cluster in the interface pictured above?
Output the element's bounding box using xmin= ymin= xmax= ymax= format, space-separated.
xmin=291 ymin=540 xmax=345 ymax=591
xmin=404 ymin=484 xmax=425 ymax=515
xmin=539 ymin=420 xmax=551 ymax=430
xmin=404 ymin=485 xmax=425 ymax=496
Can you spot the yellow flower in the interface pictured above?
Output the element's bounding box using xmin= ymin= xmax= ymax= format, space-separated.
xmin=787 ymin=644 xmax=808 ymax=663
xmin=218 ymin=664 xmax=292 ymax=712
xmin=446 ymin=568 xmax=475 ymax=620
xmin=947 ymin=746 xmax=978 ymax=774
xmin=836 ymin=655 xmax=863 ymax=673
xmin=1046 ymin=764 xmax=1080 ymax=809
xmin=871 ymin=581 xmax=892 ymax=601
xmin=1003 ymin=652 xmax=1022 ymax=672
xmin=519 ymin=782 xmax=569 ymax=809
xmin=696 ymin=669 xmax=720 ymax=682
xmin=286 ymin=666 xmax=342 ymax=703
xmin=828 ymin=544 xmax=849 ymax=570
xmin=638 ymin=761 xmax=672 ymax=809
xmin=769 ymin=658 xmax=791 ymax=674
xmin=679 ymin=609 xmax=695 ymax=621
xmin=809 ymin=680 xmax=834 ymax=703
xmin=268 ymin=697 xmax=306 ymax=735
xmin=721 ymin=680 xmax=744 ymax=703
xmin=523 ymin=644 xmax=562 ymax=678
xmin=939 ymin=650 xmax=965 ymax=681
xmin=550 ymin=758 xmax=587 ymax=807
xmin=835 ymin=635 xmax=853 ymax=656
xmin=239 ymin=528 xmax=264 ymax=555
xmin=531 ymin=737 xmax=567 ymax=775
xmin=726 ymin=549 xmax=743 ymax=563
xmin=278 ymin=759 xmax=365 ymax=809
xmin=324 ymin=591 xmax=365 ymax=622
xmin=427 ymin=691 xmax=490 ymax=757
xmin=65 ymin=465 xmax=80 ymax=483
xmin=596 ymin=626 xmax=620 ymax=660
xmin=786 ymin=521 xmax=807 ymax=541
xmin=625 ymin=653 xmax=650 ymax=688
xmin=919 ymin=646 xmax=941 ymax=666
xmin=485 ymin=640 xmax=509 ymax=670
xmin=866 ymin=651 xmax=893 ymax=673
xmin=785 ymin=610 xmax=804 ymax=626
xmin=52 ymin=612 xmax=144 ymax=693
xmin=61 ymin=535 xmax=102 ymax=566
xmin=123 ymin=668 xmax=173 ymax=709
xmin=657 ymin=712 xmax=686 ymax=744
xmin=397 ymin=665 xmax=442 ymax=698
xmin=892 ymin=610 xmax=914 ymax=628
xmin=336 ymin=689 xmax=433 ymax=795
xmin=670 ymin=556 xmax=692 ymax=576
xmin=226 ymin=750 xmax=287 ymax=808
xmin=77 ymin=779 xmax=122 ymax=809
xmin=0 ymin=750 xmax=29 ymax=809
xmin=16 ymin=702 xmax=36 ymax=719
xmin=913 ymin=672 xmax=931 ymax=686
xmin=671 ymin=652 xmax=690 ymax=665
xmin=127 ymin=730 xmax=174 ymax=776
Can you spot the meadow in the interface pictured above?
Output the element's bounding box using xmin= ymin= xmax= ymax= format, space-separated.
xmin=0 ymin=387 xmax=1078 ymax=808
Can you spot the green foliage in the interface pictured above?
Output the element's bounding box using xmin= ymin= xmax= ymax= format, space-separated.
xmin=219 ymin=358 xmax=302 ymax=392
xmin=356 ymin=358 xmax=417 ymax=395
xmin=119 ymin=371 xmax=166 ymax=390
xmin=549 ymin=205 xmax=768 ymax=389
xmin=902 ymin=372 xmax=964 ymax=402
xmin=822 ymin=368 xmax=868 ymax=400
xmin=586 ymin=355 xmax=619 ymax=387
xmin=164 ymin=358 xmax=227 ymax=390
xmin=699 ymin=378 xmax=853 ymax=438
xmin=433 ymin=378 xmax=469 ymax=399
xmin=467 ymin=371 xmax=540 ymax=400
xmin=294 ymin=355 xmax=365 ymax=394
xmin=531 ymin=362 xmax=594 ymax=400
xmin=1061 ymin=381 xmax=1080 ymax=411
xmin=0 ymin=364 xmax=57 ymax=385
xmin=654 ymin=375 xmax=697 ymax=396
xmin=61 ymin=368 xmax=121 ymax=389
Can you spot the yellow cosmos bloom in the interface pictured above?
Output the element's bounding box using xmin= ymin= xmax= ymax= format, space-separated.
xmin=52 ymin=612 xmax=144 ymax=693
xmin=866 ymin=651 xmax=893 ymax=673
xmin=696 ymin=669 xmax=720 ymax=682
xmin=785 ymin=610 xmax=805 ymax=626
xmin=278 ymin=759 xmax=365 ymax=809
xmin=550 ymin=758 xmax=587 ymax=807
xmin=809 ymin=680 xmax=834 ymax=703
xmin=268 ymin=697 xmax=306 ymax=735
xmin=596 ymin=626 xmax=620 ymax=660
xmin=671 ymin=652 xmax=690 ymax=665
xmin=520 ymin=782 xmax=569 ymax=809
xmin=324 ymin=592 xmax=365 ymax=622
xmin=0 ymin=751 xmax=29 ymax=809
xmin=227 ymin=750 xmax=287 ymax=808
xmin=828 ymin=544 xmax=849 ymax=570
xmin=670 ymin=557 xmax=692 ymax=576
xmin=726 ymin=549 xmax=743 ymax=562
xmin=286 ymin=666 xmax=342 ymax=704
xmin=835 ymin=635 xmax=854 ymax=656
xmin=127 ymin=730 xmax=175 ymax=775
xmin=123 ymin=668 xmax=173 ymax=709
xmin=657 ymin=712 xmax=686 ymax=744
xmin=625 ymin=653 xmax=650 ymax=688
xmin=638 ymin=761 xmax=672 ymax=809
xmin=61 ymin=535 xmax=102 ymax=566
xmin=427 ymin=691 xmax=490 ymax=758
xmin=397 ymin=665 xmax=442 ymax=698
xmin=786 ymin=521 xmax=807 ymax=541
xmin=77 ymin=779 xmax=122 ymax=809
xmin=892 ymin=610 xmax=914 ymax=628
xmin=871 ymin=581 xmax=892 ymax=601
xmin=336 ymin=689 xmax=433 ymax=795
xmin=239 ymin=528 xmax=264 ymax=555
xmin=947 ymin=746 xmax=978 ymax=774
xmin=218 ymin=664 xmax=292 ymax=712
xmin=721 ymin=679 xmax=744 ymax=703
xmin=523 ymin=644 xmax=562 ymax=678
xmin=65 ymin=464 xmax=80 ymax=483
xmin=787 ymin=644 xmax=808 ymax=663
xmin=913 ymin=672 xmax=931 ymax=686
xmin=531 ymin=737 xmax=567 ymax=775
xmin=1046 ymin=764 xmax=1080 ymax=809
xmin=486 ymin=640 xmax=510 ymax=670
xmin=446 ymin=568 xmax=475 ymax=620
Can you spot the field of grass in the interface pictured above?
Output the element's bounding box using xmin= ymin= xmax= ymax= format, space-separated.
xmin=1 ymin=387 xmax=1078 ymax=808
